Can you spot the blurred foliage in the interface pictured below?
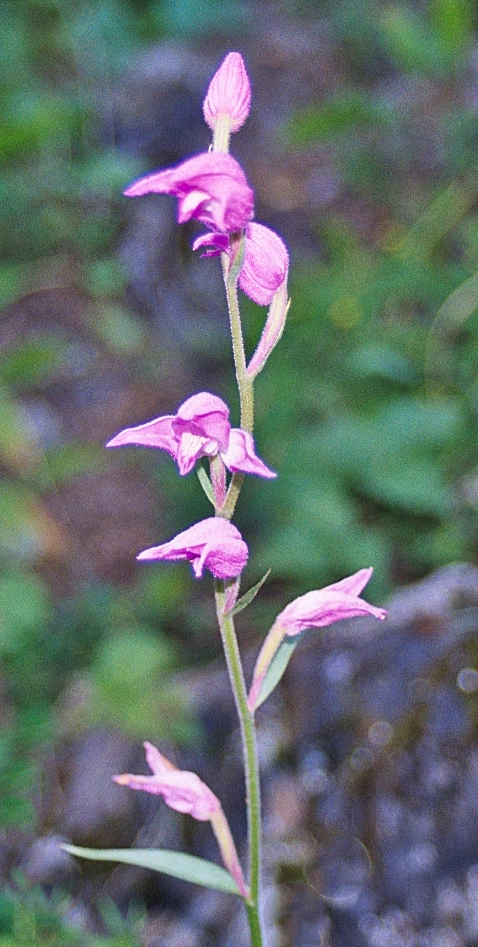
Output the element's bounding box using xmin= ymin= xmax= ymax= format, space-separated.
xmin=0 ymin=0 xmax=477 ymax=938
xmin=0 ymin=876 xmax=142 ymax=946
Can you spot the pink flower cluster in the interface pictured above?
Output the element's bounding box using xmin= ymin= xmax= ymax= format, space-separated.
xmin=109 ymin=52 xmax=387 ymax=904
xmin=123 ymin=54 xmax=288 ymax=313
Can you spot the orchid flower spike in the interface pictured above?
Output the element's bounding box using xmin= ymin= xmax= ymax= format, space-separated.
xmin=114 ymin=742 xmax=248 ymax=897
xmin=203 ymin=52 xmax=251 ymax=135
xmin=106 ymin=391 xmax=276 ymax=480
xmin=137 ymin=517 xmax=249 ymax=580
xmin=248 ymin=568 xmax=387 ymax=711
xmin=124 ymin=151 xmax=254 ymax=234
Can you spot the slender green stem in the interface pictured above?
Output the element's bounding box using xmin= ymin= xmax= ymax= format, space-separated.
xmin=211 ymin=112 xmax=262 ymax=945
xmin=214 ymin=581 xmax=264 ymax=946
xmin=222 ymin=257 xmax=254 ymax=433
xmin=220 ymin=471 xmax=243 ymax=520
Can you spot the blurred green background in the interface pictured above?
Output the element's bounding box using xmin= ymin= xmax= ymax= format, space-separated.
xmin=0 ymin=0 xmax=477 ymax=941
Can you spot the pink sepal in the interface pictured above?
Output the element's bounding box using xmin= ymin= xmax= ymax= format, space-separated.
xmin=124 ymin=152 xmax=254 ymax=234
xmin=222 ymin=429 xmax=276 ymax=478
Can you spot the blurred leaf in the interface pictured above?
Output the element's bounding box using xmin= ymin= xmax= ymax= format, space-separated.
xmin=0 ymin=572 xmax=51 ymax=654
xmin=75 ymin=629 xmax=195 ymax=742
xmin=286 ymin=91 xmax=387 ymax=145
xmin=0 ymin=386 xmax=41 ymax=471
xmin=92 ymin=304 xmax=146 ymax=354
xmin=430 ymin=0 xmax=474 ymax=52
xmin=426 ymin=270 xmax=478 ymax=385
xmin=399 ymin=181 xmax=477 ymax=260
xmin=379 ymin=4 xmax=456 ymax=75
xmin=0 ymin=339 xmax=63 ymax=387
xmin=160 ymin=0 xmax=249 ymax=36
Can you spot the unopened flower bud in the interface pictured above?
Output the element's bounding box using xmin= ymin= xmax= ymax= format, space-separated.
xmin=203 ymin=52 xmax=251 ymax=135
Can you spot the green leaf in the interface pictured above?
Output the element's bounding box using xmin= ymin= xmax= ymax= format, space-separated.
xmin=226 ymin=570 xmax=271 ymax=616
xmin=62 ymin=845 xmax=241 ymax=896
xmin=255 ymin=635 xmax=299 ymax=709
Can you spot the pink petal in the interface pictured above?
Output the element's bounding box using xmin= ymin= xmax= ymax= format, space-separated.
xmin=106 ymin=416 xmax=177 ymax=455
xmin=221 ymin=429 xmax=276 ymax=478
xmin=239 ymin=222 xmax=289 ymax=306
xmin=137 ymin=517 xmax=248 ymax=580
xmin=192 ymin=231 xmax=229 ymax=257
xmin=203 ymin=52 xmax=251 ymax=134
xmin=124 ymin=152 xmax=254 ymax=234
xmin=114 ymin=742 xmax=220 ymax=821
xmin=173 ymin=392 xmax=231 ymax=451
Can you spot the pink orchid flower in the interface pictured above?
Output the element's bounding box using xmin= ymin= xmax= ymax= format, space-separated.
xmin=275 ymin=568 xmax=387 ymax=635
xmin=248 ymin=568 xmax=387 ymax=711
xmin=106 ymin=391 xmax=276 ymax=479
xmin=124 ymin=151 xmax=254 ymax=234
xmin=114 ymin=742 xmax=248 ymax=897
xmin=203 ymin=52 xmax=251 ymax=134
xmin=193 ymin=221 xmax=289 ymax=307
xmin=137 ymin=517 xmax=249 ymax=580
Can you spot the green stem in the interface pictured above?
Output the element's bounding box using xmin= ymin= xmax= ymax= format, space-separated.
xmin=222 ymin=257 xmax=254 ymax=433
xmin=214 ymin=581 xmax=264 ymax=947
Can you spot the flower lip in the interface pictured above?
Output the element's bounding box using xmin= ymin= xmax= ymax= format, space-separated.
xmin=124 ymin=152 xmax=254 ymax=234
xmin=203 ymin=51 xmax=251 ymax=134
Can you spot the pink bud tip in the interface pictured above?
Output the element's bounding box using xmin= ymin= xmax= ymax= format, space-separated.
xmin=203 ymin=52 xmax=251 ymax=134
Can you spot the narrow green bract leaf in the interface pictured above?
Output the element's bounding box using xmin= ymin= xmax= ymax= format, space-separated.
xmin=226 ymin=569 xmax=271 ymax=616
xmin=62 ymin=845 xmax=240 ymax=896
xmin=196 ymin=465 xmax=216 ymax=505
xmin=255 ymin=635 xmax=299 ymax=709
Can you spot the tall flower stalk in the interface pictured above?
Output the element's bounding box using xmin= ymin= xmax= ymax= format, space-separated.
xmin=64 ymin=52 xmax=386 ymax=947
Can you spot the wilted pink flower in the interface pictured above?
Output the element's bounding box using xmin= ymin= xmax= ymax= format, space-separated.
xmin=137 ymin=517 xmax=249 ymax=580
xmin=106 ymin=391 xmax=276 ymax=479
xmin=248 ymin=568 xmax=386 ymax=711
xmin=203 ymin=52 xmax=251 ymax=134
xmin=114 ymin=741 xmax=220 ymax=819
xmin=124 ymin=152 xmax=254 ymax=234
xmin=114 ymin=742 xmax=248 ymax=897
xmin=193 ymin=221 xmax=288 ymax=307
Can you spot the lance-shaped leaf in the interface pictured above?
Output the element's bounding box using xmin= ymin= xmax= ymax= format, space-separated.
xmin=225 ymin=569 xmax=271 ymax=617
xmin=62 ymin=845 xmax=241 ymax=896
